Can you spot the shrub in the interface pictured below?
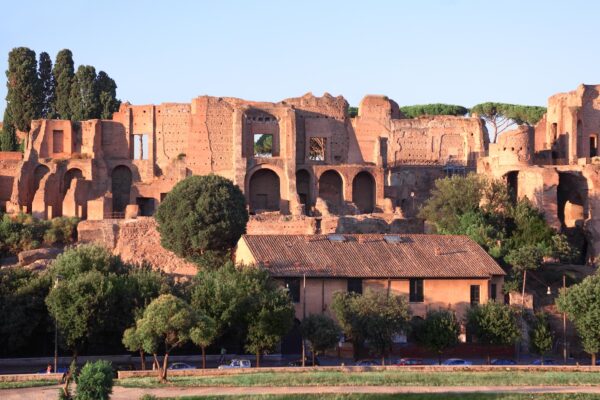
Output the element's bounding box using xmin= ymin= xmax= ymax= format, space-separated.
xmin=75 ymin=360 xmax=113 ymax=400
xmin=43 ymin=217 xmax=79 ymax=245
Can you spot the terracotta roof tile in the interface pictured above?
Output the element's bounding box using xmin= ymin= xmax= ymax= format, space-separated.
xmin=241 ymin=234 xmax=505 ymax=279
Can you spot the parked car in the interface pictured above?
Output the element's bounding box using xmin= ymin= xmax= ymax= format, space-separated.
xmin=394 ymin=358 xmax=424 ymax=366
xmin=532 ymin=359 xmax=556 ymax=365
xmin=355 ymin=359 xmax=380 ymax=367
xmin=168 ymin=362 xmax=195 ymax=370
xmin=289 ymin=357 xmax=320 ymax=367
xmin=491 ymin=359 xmax=517 ymax=366
xmin=441 ymin=358 xmax=472 ymax=366
xmin=218 ymin=359 xmax=252 ymax=369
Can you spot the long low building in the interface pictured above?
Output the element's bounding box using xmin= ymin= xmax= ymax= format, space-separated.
xmin=235 ymin=233 xmax=506 ymax=322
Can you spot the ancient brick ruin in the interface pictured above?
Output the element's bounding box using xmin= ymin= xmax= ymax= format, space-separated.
xmin=1 ymin=85 xmax=600 ymax=266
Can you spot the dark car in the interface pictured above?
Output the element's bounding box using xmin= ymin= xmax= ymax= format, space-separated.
xmin=288 ymin=357 xmax=320 ymax=367
xmin=168 ymin=362 xmax=195 ymax=370
xmin=355 ymin=359 xmax=380 ymax=367
xmin=532 ymin=359 xmax=556 ymax=365
xmin=394 ymin=358 xmax=424 ymax=366
xmin=442 ymin=358 xmax=472 ymax=366
xmin=491 ymin=359 xmax=517 ymax=366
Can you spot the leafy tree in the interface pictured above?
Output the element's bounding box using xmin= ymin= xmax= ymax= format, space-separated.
xmin=38 ymin=51 xmax=55 ymax=118
xmin=69 ymin=65 xmax=99 ymax=121
xmin=190 ymin=314 xmax=218 ymax=369
xmin=155 ymin=175 xmax=248 ymax=267
xmin=122 ymin=326 xmax=147 ymax=370
xmin=132 ymin=294 xmax=195 ymax=382
xmin=45 ymin=245 xmax=133 ymax=361
xmin=348 ymin=106 xmax=358 ymax=118
xmin=505 ymin=245 xmax=544 ymax=307
xmin=300 ymin=314 xmax=341 ymax=366
xmin=529 ymin=312 xmax=553 ymax=364
xmin=557 ymin=274 xmax=600 ymax=365
xmin=331 ymin=289 xmax=410 ymax=364
xmin=75 ymin=360 xmax=113 ymax=400
xmin=96 ymin=71 xmax=120 ymax=119
xmin=466 ymin=301 xmax=521 ymax=363
xmin=471 ymin=102 xmax=546 ymax=143
xmin=52 ymin=49 xmax=75 ymax=120
xmin=245 ymin=287 xmax=295 ymax=367
xmin=0 ymin=267 xmax=51 ymax=356
xmin=254 ymin=134 xmax=273 ymax=156
xmin=414 ymin=309 xmax=460 ymax=364
xmin=4 ymin=47 xmax=42 ymax=133
xmin=400 ymin=104 xmax=469 ymax=118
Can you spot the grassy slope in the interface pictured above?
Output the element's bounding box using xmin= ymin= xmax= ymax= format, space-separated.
xmin=120 ymin=370 xmax=600 ymax=388
xmin=166 ymin=394 xmax=600 ymax=400
xmin=0 ymin=380 xmax=57 ymax=389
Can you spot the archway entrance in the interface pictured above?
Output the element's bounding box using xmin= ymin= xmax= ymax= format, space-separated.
xmin=249 ymin=169 xmax=280 ymax=212
xmin=296 ymin=169 xmax=311 ymax=214
xmin=111 ymin=166 xmax=132 ymax=214
xmin=352 ymin=171 xmax=375 ymax=213
xmin=504 ymin=171 xmax=519 ymax=205
xmin=319 ymin=170 xmax=343 ymax=214
xmin=29 ymin=164 xmax=50 ymax=209
xmin=557 ymin=171 xmax=588 ymax=264
xmin=62 ymin=168 xmax=84 ymax=196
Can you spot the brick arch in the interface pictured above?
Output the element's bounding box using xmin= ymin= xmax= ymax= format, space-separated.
xmin=296 ymin=169 xmax=313 ymax=212
xmin=29 ymin=164 xmax=50 ymax=209
xmin=318 ymin=169 xmax=344 ymax=214
xmin=247 ymin=166 xmax=282 ymax=213
xmin=62 ymin=168 xmax=84 ymax=196
xmin=352 ymin=170 xmax=375 ymax=213
xmin=111 ymin=165 xmax=132 ymax=213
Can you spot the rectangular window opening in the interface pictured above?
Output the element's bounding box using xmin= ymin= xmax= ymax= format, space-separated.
xmin=409 ymin=279 xmax=423 ymax=303
xmin=347 ymin=278 xmax=363 ymax=294
xmin=470 ymin=285 xmax=480 ymax=306
xmin=490 ymin=283 xmax=497 ymax=301
xmin=53 ymin=130 xmax=64 ymax=153
xmin=284 ymin=278 xmax=301 ymax=303
xmin=309 ymin=137 xmax=326 ymax=161
xmin=133 ymin=134 xmax=149 ymax=160
xmin=136 ymin=197 xmax=155 ymax=216
xmin=254 ymin=134 xmax=273 ymax=157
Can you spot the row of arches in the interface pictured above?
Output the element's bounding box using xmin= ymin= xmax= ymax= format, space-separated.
xmin=30 ymin=165 xmax=85 ymax=210
xmin=248 ymin=168 xmax=376 ymax=215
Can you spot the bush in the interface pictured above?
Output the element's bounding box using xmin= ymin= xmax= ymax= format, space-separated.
xmin=43 ymin=217 xmax=79 ymax=245
xmin=75 ymin=360 xmax=113 ymax=400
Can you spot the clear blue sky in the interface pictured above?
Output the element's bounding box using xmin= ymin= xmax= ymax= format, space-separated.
xmin=1 ymin=0 xmax=599 ymax=117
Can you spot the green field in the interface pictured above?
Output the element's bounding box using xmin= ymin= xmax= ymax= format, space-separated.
xmin=0 ymin=380 xmax=57 ymax=389
xmin=120 ymin=370 xmax=600 ymax=388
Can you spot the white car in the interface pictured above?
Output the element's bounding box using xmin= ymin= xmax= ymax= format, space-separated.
xmin=218 ymin=359 xmax=251 ymax=369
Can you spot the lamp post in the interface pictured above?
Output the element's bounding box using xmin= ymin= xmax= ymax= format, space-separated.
xmin=53 ymin=275 xmax=63 ymax=373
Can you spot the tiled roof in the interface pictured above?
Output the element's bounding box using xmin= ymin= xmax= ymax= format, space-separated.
xmin=240 ymin=234 xmax=506 ymax=279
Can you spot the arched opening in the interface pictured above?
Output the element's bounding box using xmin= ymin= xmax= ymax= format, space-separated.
xmin=111 ymin=165 xmax=132 ymax=214
xmin=30 ymin=164 xmax=50 ymax=208
xmin=249 ymin=169 xmax=280 ymax=213
xmin=557 ymin=171 xmax=588 ymax=264
xmin=62 ymin=168 xmax=84 ymax=196
xmin=352 ymin=171 xmax=375 ymax=213
xmin=318 ymin=170 xmax=343 ymax=214
xmin=504 ymin=171 xmax=519 ymax=205
xmin=296 ymin=169 xmax=311 ymax=214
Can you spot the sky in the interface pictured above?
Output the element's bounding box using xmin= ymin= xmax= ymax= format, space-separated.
xmin=1 ymin=0 xmax=599 ymax=117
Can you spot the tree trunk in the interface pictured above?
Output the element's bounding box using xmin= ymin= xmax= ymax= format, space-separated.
xmin=381 ymin=354 xmax=385 ymax=366
xmin=521 ymin=270 xmax=527 ymax=309
xmin=487 ymin=353 xmax=491 ymax=365
xmin=592 ymin=353 xmax=597 ymax=366
xmin=139 ymin=349 xmax=146 ymax=371
xmin=312 ymin=351 xmax=316 ymax=367
xmin=256 ymin=351 xmax=260 ymax=368
xmin=153 ymin=354 xmax=162 ymax=382
xmin=201 ymin=346 xmax=206 ymax=369
xmin=161 ymin=353 xmax=169 ymax=383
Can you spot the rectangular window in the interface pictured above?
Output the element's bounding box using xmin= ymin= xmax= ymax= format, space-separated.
xmin=53 ymin=130 xmax=64 ymax=153
xmin=470 ymin=285 xmax=480 ymax=306
xmin=409 ymin=279 xmax=423 ymax=302
xmin=254 ymin=134 xmax=273 ymax=157
xmin=284 ymin=278 xmax=301 ymax=303
xmin=490 ymin=283 xmax=497 ymax=301
xmin=347 ymin=278 xmax=363 ymax=294
xmin=308 ymin=137 xmax=326 ymax=161
xmin=133 ymin=134 xmax=149 ymax=160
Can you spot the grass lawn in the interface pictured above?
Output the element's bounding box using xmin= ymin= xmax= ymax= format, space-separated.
xmin=160 ymin=395 xmax=600 ymax=400
xmin=120 ymin=370 xmax=600 ymax=388
xmin=0 ymin=380 xmax=57 ymax=389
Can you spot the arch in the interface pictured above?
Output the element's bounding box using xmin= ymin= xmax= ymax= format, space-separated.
xmin=248 ymin=168 xmax=280 ymax=212
xmin=504 ymin=171 xmax=519 ymax=205
xmin=352 ymin=171 xmax=375 ymax=213
xmin=296 ymin=169 xmax=312 ymax=213
xmin=62 ymin=168 xmax=84 ymax=196
xmin=111 ymin=165 xmax=132 ymax=213
xmin=318 ymin=170 xmax=343 ymax=213
xmin=30 ymin=164 xmax=50 ymax=207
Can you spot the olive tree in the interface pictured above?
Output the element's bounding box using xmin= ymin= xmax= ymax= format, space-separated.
xmin=301 ymin=314 xmax=341 ymax=366
xmin=414 ymin=309 xmax=460 ymax=364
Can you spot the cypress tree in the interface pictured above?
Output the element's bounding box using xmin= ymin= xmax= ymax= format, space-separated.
xmin=52 ymin=49 xmax=75 ymax=120
xmin=38 ymin=52 xmax=55 ymax=118
xmin=0 ymin=109 xmax=18 ymax=151
xmin=96 ymin=71 xmax=120 ymax=119
xmin=5 ymin=47 xmax=42 ymax=133
xmin=69 ymin=65 xmax=99 ymax=121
